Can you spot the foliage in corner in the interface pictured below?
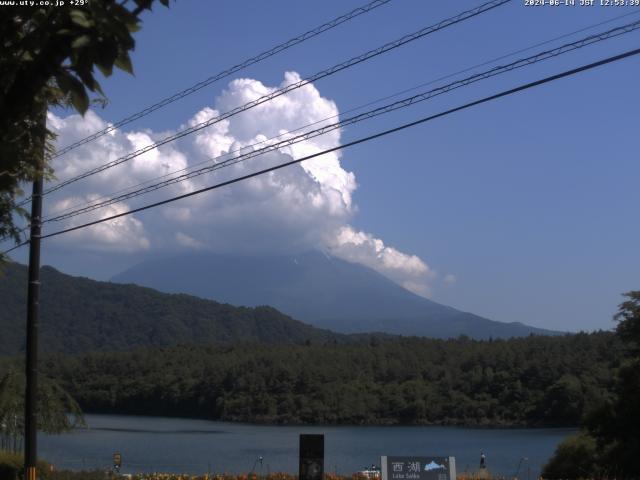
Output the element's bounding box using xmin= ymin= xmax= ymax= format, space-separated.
xmin=614 ymin=290 xmax=640 ymax=354
xmin=541 ymin=432 xmax=598 ymax=479
xmin=543 ymin=290 xmax=640 ymax=479
xmin=0 ymin=0 xmax=170 ymax=256
xmin=0 ymin=368 xmax=85 ymax=454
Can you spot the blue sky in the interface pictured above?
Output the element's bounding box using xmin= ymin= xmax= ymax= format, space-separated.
xmin=9 ymin=0 xmax=640 ymax=331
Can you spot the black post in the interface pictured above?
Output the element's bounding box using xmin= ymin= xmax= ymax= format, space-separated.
xmin=299 ymin=434 xmax=324 ymax=480
xmin=24 ymin=164 xmax=44 ymax=479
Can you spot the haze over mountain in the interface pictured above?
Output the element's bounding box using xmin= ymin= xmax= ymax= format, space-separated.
xmin=112 ymin=251 xmax=560 ymax=339
xmin=0 ymin=262 xmax=346 ymax=356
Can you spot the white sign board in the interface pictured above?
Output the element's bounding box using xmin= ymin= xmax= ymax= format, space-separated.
xmin=381 ymin=456 xmax=456 ymax=480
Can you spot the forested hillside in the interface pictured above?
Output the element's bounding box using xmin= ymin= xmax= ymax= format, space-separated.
xmin=37 ymin=332 xmax=619 ymax=427
xmin=0 ymin=262 xmax=345 ymax=355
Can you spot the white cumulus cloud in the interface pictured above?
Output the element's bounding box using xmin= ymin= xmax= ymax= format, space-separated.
xmin=60 ymin=200 xmax=150 ymax=253
xmin=44 ymin=72 xmax=440 ymax=297
xmin=327 ymin=226 xmax=434 ymax=296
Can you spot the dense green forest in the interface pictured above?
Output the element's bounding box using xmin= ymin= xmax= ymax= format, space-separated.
xmin=26 ymin=331 xmax=619 ymax=427
xmin=0 ymin=262 xmax=347 ymax=355
xmin=542 ymin=291 xmax=640 ymax=479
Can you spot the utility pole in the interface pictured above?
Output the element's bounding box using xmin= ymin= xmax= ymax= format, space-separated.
xmin=24 ymin=110 xmax=45 ymax=480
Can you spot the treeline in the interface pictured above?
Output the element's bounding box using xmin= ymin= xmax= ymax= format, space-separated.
xmin=37 ymin=331 xmax=620 ymax=427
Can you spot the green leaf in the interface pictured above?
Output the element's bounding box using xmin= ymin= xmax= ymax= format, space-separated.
xmin=55 ymin=71 xmax=90 ymax=115
xmin=70 ymin=88 xmax=90 ymax=115
xmin=127 ymin=22 xmax=141 ymax=33
xmin=114 ymin=52 xmax=134 ymax=75
xmin=96 ymin=62 xmax=113 ymax=77
xmin=71 ymin=35 xmax=91 ymax=49
xmin=69 ymin=10 xmax=93 ymax=29
xmin=92 ymin=79 xmax=105 ymax=97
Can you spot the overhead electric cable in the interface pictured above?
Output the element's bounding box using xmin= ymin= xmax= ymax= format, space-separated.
xmin=367 ymin=9 xmax=640 ymax=107
xmin=51 ymin=0 xmax=393 ymax=158
xmin=42 ymin=19 xmax=640 ymax=223
xmin=32 ymin=0 xmax=511 ymax=201
xmin=43 ymin=9 xmax=640 ymax=222
xmin=4 ymin=45 xmax=637 ymax=256
xmin=2 ymin=242 xmax=27 ymax=255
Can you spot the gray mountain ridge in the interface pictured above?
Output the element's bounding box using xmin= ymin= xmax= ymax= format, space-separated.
xmin=112 ymin=250 xmax=560 ymax=339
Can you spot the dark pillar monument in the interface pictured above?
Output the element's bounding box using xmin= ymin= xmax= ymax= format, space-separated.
xmin=299 ymin=434 xmax=324 ymax=480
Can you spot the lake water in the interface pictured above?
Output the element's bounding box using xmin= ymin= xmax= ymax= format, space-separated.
xmin=39 ymin=414 xmax=576 ymax=478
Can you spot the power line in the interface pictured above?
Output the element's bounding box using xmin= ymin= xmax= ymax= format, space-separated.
xmin=50 ymin=0 xmax=394 ymax=159
xmin=368 ymin=9 xmax=640 ymax=107
xmin=42 ymin=18 xmax=640 ymax=224
xmin=32 ymin=0 xmax=511 ymax=201
xmin=4 ymin=45 xmax=637 ymax=255
xmin=42 ymin=9 xmax=640 ymax=223
xmin=2 ymin=242 xmax=28 ymax=255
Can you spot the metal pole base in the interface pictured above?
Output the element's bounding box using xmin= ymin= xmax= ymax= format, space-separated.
xmin=27 ymin=466 xmax=37 ymax=480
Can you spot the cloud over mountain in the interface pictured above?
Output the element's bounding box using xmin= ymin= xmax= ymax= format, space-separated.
xmin=45 ymin=72 xmax=441 ymax=296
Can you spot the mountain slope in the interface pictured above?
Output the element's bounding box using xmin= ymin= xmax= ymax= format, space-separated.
xmin=112 ymin=251 xmax=560 ymax=339
xmin=0 ymin=262 xmax=345 ymax=356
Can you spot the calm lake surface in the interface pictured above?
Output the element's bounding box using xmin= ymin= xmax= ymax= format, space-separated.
xmin=39 ymin=414 xmax=576 ymax=478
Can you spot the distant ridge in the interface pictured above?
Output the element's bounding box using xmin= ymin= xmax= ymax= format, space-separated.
xmin=112 ymin=251 xmax=560 ymax=339
xmin=0 ymin=261 xmax=346 ymax=356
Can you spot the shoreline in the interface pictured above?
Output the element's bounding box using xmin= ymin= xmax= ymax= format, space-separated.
xmin=73 ymin=410 xmax=582 ymax=431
